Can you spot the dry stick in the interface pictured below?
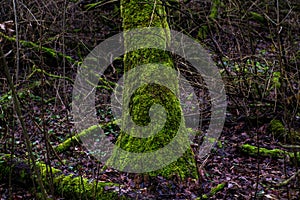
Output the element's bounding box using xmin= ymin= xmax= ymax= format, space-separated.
xmin=277 ymin=169 xmax=300 ymax=187
xmin=10 ymin=3 xmax=19 ymax=197
xmin=0 ymin=48 xmax=48 ymax=200
xmin=8 ymin=109 xmax=16 ymax=200
xmin=12 ymin=0 xmax=19 ymax=81
xmin=62 ymin=0 xmax=67 ymax=101
xmin=94 ymin=162 xmax=102 ymax=199
xmin=279 ymin=142 xmax=300 ymax=149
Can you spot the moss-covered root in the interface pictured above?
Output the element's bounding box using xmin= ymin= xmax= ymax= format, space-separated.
xmin=196 ymin=182 xmax=226 ymax=199
xmin=240 ymin=144 xmax=300 ymax=163
xmin=0 ymin=154 xmax=126 ymax=199
xmin=55 ymin=125 xmax=99 ymax=153
xmin=55 ymin=122 xmax=117 ymax=153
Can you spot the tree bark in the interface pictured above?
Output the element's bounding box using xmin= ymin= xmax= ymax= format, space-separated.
xmin=107 ymin=0 xmax=198 ymax=179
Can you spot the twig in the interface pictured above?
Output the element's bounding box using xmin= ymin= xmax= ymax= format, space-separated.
xmin=279 ymin=142 xmax=300 ymax=149
xmin=277 ymin=169 xmax=300 ymax=187
xmin=12 ymin=0 xmax=19 ymax=81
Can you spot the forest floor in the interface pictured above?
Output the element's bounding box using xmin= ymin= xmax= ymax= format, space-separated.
xmin=0 ymin=92 xmax=299 ymax=199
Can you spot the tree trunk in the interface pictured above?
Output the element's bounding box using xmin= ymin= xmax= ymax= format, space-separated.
xmin=107 ymin=0 xmax=198 ymax=179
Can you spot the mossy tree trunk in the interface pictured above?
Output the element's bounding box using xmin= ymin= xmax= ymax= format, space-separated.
xmin=107 ymin=0 xmax=198 ymax=179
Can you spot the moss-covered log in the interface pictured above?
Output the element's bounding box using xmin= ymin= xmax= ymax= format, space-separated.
xmin=107 ymin=0 xmax=198 ymax=179
xmin=240 ymin=144 xmax=300 ymax=163
xmin=0 ymin=154 xmax=126 ymax=199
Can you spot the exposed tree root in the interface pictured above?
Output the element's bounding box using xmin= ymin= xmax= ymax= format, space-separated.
xmin=55 ymin=121 xmax=118 ymax=153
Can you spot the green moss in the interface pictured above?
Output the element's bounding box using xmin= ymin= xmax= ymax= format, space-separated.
xmin=198 ymin=0 xmax=223 ymax=40
xmin=121 ymin=0 xmax=169 ymax=30
xmin=196 ymin=182 xmax=226 ymax=199
xmin=38 ymin=163 xmax=61 ymax=176
xmin=54 ymin=174 xmax=121 ymax=199
xmin=268 ymin=120 xmax=300 ymax=143
xmin=197 ymin=25 xmax=208 ymax=40
xmin=269 ymin=119 xmax=285 ymax=133
xmin=268 ymin=119 xmax=286 ymax=139
xmin=249 ymin=11 xmax=266 ymax=24
xmin=210 ymin=183 xmax=226 ymax=195
xmin=55 ymin=125 xmax=102 ymax=153
xmin=241 ymin=143 xmax=285 ymax=158
xmin=107 ymin=0 xmax=198 ymax=179
xmin=217 ymin=141 xmax=223 ymax=148
xmin=0 ymin=154 xmax=126 ymax=199
xmin=209 ymin=0 xmax=221 ymax=20
xmin=55 ymin=122 xmax=119 ymax=153
xmin=240 ymin=144 xmax=300 ymax=164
